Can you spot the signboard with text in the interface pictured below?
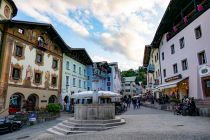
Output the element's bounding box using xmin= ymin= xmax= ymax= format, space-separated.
xmin=165 ymin=74 xmax=182 ymax=82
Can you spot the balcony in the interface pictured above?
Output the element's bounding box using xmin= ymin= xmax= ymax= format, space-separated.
xmin=147 ymin=64 xmax=155 ymax=73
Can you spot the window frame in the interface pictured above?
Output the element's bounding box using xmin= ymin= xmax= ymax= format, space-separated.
xmin=182 ymin=59 xmax=188 ymax=71
xmin=35 ymin=50 xmax=44 ymax=66
xmin=163 ymin=69 xmax=166 ymax=78
xmin=179 ymin=37 xmax=185 ymax=49
xmin=173 ymin=63 xmax=178 ymax=74
xmin=195 ymin=25 xmax=202 ymax=39
xmin=198 ymin=51 xmax=207 ymax=65
xmin=51 ymin=74 xmax=57 ymax=87
xmin=171 ymin=44 xmax=175 ymax=54
xmin=162 ymin=52 xmax=164 ymax=60
xmin=52 ymin=58 xmax=58 ymax=70
xmin=33 ymin=70 xmax=43 ymax=85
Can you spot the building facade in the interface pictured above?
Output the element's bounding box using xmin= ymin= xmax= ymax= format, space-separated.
xmin=0 ymin=0 xmax=17 ymax=20
xmin=0 ymin=20 xmax=69 ymax=114
xmin=121 ymin=76 xmax=137 ymax=97
xmin=92 ymin=62 xmax=111 ymax=91
xmin=149 ymin=0 xmax=210 ymax=100
xmin=143 ymin=46 xmax=161 ymax=99
xmin=107 ymin=62 xmax=122 ymax=93
xmin=61 ymin=49 xmax=93 ymax=111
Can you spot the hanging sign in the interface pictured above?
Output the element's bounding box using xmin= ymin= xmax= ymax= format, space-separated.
xmin=165 ymin=74 xmax=182 ymax=82
xmin=199 ymin=65 xmax=210 ymax=77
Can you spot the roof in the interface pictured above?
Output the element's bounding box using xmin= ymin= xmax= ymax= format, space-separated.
xmin=151 ymin=0 xmax=194 ymax=47
xmin=0 ymin=20 xmax=70 ymax=52
xmin=143 ymin=45 xmax=151 ymax=67
xmin=65 ymin=48 xmax=93 ymax=65
xmin=123 ymin=76 xmax=136 ymax=82
xmin=6 ymin=0 xmax=18 ymax=17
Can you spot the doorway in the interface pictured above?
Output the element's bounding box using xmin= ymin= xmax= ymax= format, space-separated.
xmin=202 ymin=76 xmax=210 ymax=97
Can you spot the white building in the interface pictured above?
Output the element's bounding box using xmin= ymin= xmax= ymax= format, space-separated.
xmin=107 ymin=62 xmax=122 ymax=93
xmin=150 ymin=0 xmax=210 ymax=100
xmin=121 ymin=76 xmax=137 ymax=97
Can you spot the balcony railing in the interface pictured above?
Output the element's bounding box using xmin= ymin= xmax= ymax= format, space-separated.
xmin=166 ymin=0 xmax=210 ymax=41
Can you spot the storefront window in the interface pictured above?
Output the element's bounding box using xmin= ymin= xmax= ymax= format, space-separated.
xmin=207 ymin=81 xmax=210 ymax=88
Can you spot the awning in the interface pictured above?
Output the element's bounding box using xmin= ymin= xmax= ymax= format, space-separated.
xmin=157 ymin=78 xmax=185 ymax=90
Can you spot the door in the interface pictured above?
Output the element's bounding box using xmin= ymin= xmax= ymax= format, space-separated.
xmin=202 ymin=76 xmax=210 ymax=97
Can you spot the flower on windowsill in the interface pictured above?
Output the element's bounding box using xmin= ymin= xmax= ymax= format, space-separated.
xmin=173 ymin=26 xmax=178 ymax=33
xmin=197 ymin=4 xmax=204 ymax=12
xmin=183 ymin=16 xmax=188 ymax=23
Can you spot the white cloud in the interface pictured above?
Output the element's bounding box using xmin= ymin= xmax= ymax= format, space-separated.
xmin=14 ymin=0 xmax=170 ymax=69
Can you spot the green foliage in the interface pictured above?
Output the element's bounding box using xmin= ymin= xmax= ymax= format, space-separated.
xmin=121 ymin=66 xmax=147 ymax=85
xmin=46 ymin=103 xmax=61 ymax=113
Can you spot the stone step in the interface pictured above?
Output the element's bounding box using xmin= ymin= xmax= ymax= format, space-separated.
xmin=52 ymin=126 xmax=87 ymax=135
xmin=68 ymin=117 xmax=122 ymax=124
xmin=63 ymin=118 xmax=125 ymax=128
xmin=46 ymin=128 xmax=65 ymax=136
xmin=56 ymin=124 xmax=114 ymax=131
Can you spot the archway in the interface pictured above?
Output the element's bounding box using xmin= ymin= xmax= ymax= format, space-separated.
xmin=27 ymin=94 xmax=39 ymax=111
xmin=9 ymin=93 xmax=25 ymax=114
xmin=49 ymin=95 xmax=58 ymax=103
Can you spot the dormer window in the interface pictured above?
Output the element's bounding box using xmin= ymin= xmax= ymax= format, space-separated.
xmin=18 ymin=28 xmax=24 ymax=34
xmin=38 ymin=36 xmax=45 ymax=48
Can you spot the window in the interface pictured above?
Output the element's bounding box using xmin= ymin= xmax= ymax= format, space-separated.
xmin=84 ymin=69 xmax=86 ymax=76
xmin=84 ymin=81 xmax=86 ymax=89
xmin=12 ymin=68 xmax=21 ymax=80
xmin=198 ymin=51 xmax=207 ymax=65
xmin=15 ymin=45 xmax=23 ymax=57
xmin=79 ymin=67 xmax=81 ymax=75
xmin=207 ymin=81 xmax=210 ymax=88
xmin=180 ymin=37 xmax=185 ymax=49
xmin=163 ymin=69 xmax=166 ymax=78
xmin=66 ymin=76 xmax=69 ymax=86
xmin=157 ymin=53 xmax=159 ymax=61
xmin=107 ymin=87 xmax=111 ymax=91
xmin=52 ymin=59 xmax=58 ymax=69
xmin=73 ymin=64 xmax=76 ymax=72
xmin=195 ymin=26 xmax=202 ymax=39
xmin=38 ymin=36 xmax=45 ymax=47
xmin=73 ymin=78 xmax=76 ymax=87
xmin=162 ymin=52 xmax=164 ymax=60
xmin=173 ymin=64 xmax=178 ymax=74
xmin=51 ymin=76 xmax=57 ymax=87
xmin=36 ymin=51 xmax=43 ymax=65
xmin=18 ymin=28 xmax=24 ymax=34
xmin=107 ymin=77 xmax=110 ymax=81
xmin=35 ymin=73 xmax=41 ymax=84
xmin=125 ymin=89 xmax=130 ymax=92
xmin=171 ymin=44 xmax=175 ymax=54
xmin=79 ymin=80 xmax=81 ymax=88
xmin=66 ymin=61 xmax=70 ymax=70
xmin=182 ymin=59 xmax=188 ymax=71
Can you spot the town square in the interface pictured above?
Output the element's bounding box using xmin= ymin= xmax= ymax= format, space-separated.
xmin=0 ymin=0 xmax=210 ymax=140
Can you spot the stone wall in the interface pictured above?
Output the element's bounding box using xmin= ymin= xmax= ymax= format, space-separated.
xmin=74 ymin=104 xmax=115 ymax=120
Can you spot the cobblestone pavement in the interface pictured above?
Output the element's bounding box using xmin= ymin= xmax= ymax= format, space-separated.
xmin=2 ymin=107 xmax=210 ymax=140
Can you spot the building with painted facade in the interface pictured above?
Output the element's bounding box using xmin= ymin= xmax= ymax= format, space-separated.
xmin=92 ymin=61 xmax=111 ymax=91
xmin=143 ymin=45 xmax=161 ymax=99
xmin=0 ymin=20 xmax=69 ymax=114
xmin=62 ymin=48 xmax=93 ymax=111
xmin=148 ymin=0 xmax=210 ymax=100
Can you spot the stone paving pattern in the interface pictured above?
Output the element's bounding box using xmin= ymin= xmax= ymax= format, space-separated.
xmin=1 ymin=107 xmax=210 ymax=140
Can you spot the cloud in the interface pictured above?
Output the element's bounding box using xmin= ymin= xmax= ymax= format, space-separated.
xmin=14 ymin=0 xmax=170 ymax=68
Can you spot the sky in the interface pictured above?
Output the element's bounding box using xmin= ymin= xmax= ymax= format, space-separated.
xmin=13 ymin=0 xmax=170 ymax=71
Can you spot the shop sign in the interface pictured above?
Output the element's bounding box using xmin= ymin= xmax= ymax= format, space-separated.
xmin=41 ymin=100 xmax=47 ymax=102
xmin=165 ymin=74 xmax=182 ymax=82
xmin=199 ymin=65 xmax=210 ymax=76
xmin=28 ymin=112 xmax=37 ymax=122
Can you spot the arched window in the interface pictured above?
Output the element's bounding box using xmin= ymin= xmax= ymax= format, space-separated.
xmin=38 ymin=36 xmax=45 ymax=48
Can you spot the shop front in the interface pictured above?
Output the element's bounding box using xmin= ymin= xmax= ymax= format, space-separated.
xmin=199 ymin=65 xmax=210 ymax=98
xmin=158 ymin=74 xmax=189 ymax=100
